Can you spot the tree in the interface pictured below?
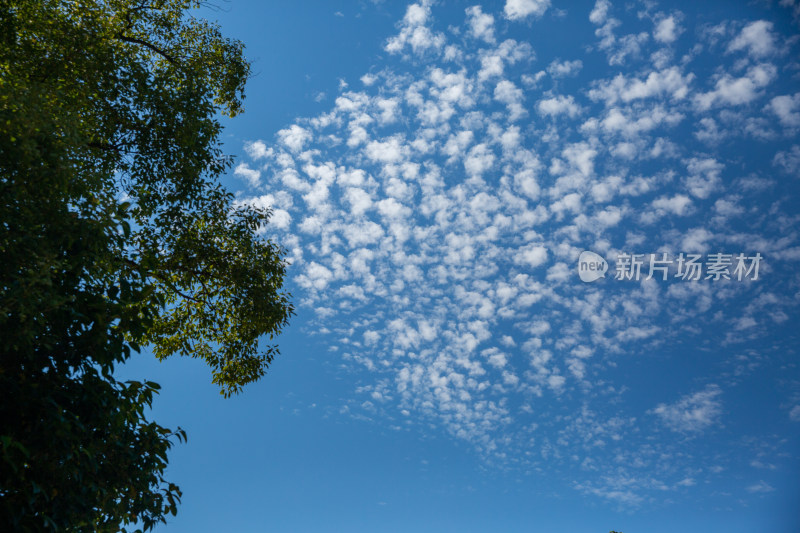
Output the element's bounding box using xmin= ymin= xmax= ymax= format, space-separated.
xmin=0 ymin=0 xmax=293 ymax=530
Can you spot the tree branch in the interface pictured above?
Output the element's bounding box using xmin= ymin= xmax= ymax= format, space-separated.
xmin=116 ymin=35 xmax=178 ymax=66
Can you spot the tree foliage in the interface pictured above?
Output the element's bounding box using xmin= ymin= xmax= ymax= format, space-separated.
xmin=0 ymin=0 xmax=293 ymax=530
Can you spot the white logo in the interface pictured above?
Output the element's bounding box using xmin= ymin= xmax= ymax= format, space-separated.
xmin=578 ymin=251 xmax=608 ymax=283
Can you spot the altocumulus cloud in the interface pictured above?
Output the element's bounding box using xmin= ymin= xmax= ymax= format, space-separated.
xmin=236 ymin=0 xmax=800 ymax=507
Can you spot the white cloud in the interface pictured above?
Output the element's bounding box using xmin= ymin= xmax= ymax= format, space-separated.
xmin=298 ymin=262 xmax=334 ymax=290
xmin=773 ymin=145 xmax=800 ymax=175
xmin=694 ymin=64 xmax=776 ymax=110
xmin=234 ymin=162 xmax=261 ymax=188
xmin=514 ymin=169 xmax=541 ymax=200
xmin=537 ymin=95 xmax=581 ymax=117
xmin=547 ymin=374 xmax=566 ymax=391
xmin=277 ymin=168 xmax=311 ymax=193
xmin=504 ymin=0 xmax=550 ymax=20
xmin=244 ymin=139 xmax=272 ymax=160
xmin=464 ymin=143 xmax=496 ymax=177
xmin=746 ymin=480 xmax=775 ymax=493
xmin=278 ymin=125 xmax=312 ymax=152
xmin=588 ymin=106 xmax=683 ymax=137
xmin=514 ymin=244 xmax=549 ymax=268
xmin=767 ymin=93 xmax=800 ymax=128
xmin=376 ymin=97 xmax=401 ymax=124
xmin=728 ymin=20 xmax=776 ymax=58
xmin=347 ymin=126 xmax=369 ymax=148
xmin=547 ymin=58 xmax=583 ymax=78
xmin=681 ymin=228 xmax=713 ymax=253
xmin=651 ymin=385 xmax=723 ymax=433
xmin=386 ymin=2 xmax=446 ymax=55
xmin=494 ymin=80 xmax=527 ymax=120
xmin=606 ymin=32 xmax=649 ymax=65
xmin=694 ymin=117 xmax=724 ymax=144
xmin=712 ymin=196 xmax=743 ymax=218
xmin=589 ymin=1 xmax=649 ymax=66
xmin=654 ymin=16 xmax=681 ymax=44
xmin=589 ymin=0 xmax=611 ymax=25
xmin=365 ymin=136 xmax=407 ymax=163
xmin=466 ymin=6 xmax=495 ymax=43
xmin=361 ymin=73 xmax=377 ymax=86
xmin=344 ymin=187 xmax=373 ymax=215
xmin=685 ymin=157 xmax=723 ymax=199
xmin=594 ymin=205 xmax=623 ymax=227
xmin=588 ymin=67 xmax=693 ymax=106
xmin=269 ymin=210 xmax=292 ymax=230
xmin=443 ymin=129 xmax=474 ymax=160
xmin=550 ymin=192 xmax=582 ymax=216
xmin=376 ymin=197 xmax=410 ymax=219
xmin=652 ymin=194 xmax=692 ymax=216
xmin=234 ymin=194 xmax=293 ymax=231
xmin=561 ymin=142 xmax=597 ymax=177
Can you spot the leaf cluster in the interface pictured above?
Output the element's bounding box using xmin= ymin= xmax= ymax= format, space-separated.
xmin=1 ymin=0 xmax=293 ymax=529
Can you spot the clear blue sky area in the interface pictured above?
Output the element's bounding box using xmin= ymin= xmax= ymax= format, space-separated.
xmin=120 ymin=1 xmax=800 ymax=531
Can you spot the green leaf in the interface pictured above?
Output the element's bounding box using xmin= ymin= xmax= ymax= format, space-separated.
xmin=0 ymin=0 xmax=290 ymax=530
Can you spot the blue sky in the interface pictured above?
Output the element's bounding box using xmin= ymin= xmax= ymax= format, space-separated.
xmin=121 ymin=1 xmax=800 ymax=531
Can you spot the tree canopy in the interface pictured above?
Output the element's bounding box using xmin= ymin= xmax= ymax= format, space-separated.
xmin=0 ymin=0 xmax=293 ymax=530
